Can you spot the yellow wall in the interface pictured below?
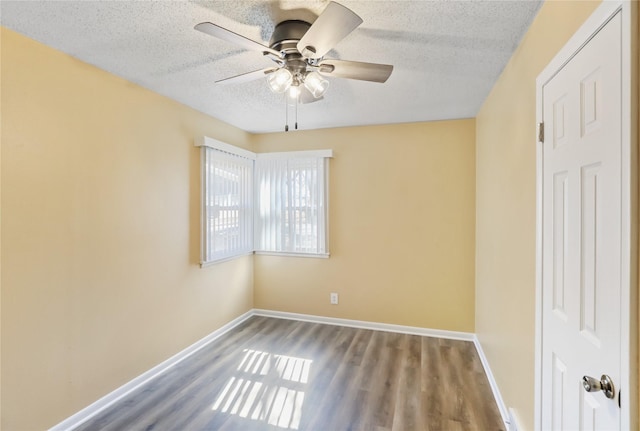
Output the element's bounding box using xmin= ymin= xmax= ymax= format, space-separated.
xmin=475 ymin=1 xmax=629 ymax=430
xmin=1 ymin=28 xmax=255 ymax=430
xmin=252 ymin=120 xmax=476 ymax=331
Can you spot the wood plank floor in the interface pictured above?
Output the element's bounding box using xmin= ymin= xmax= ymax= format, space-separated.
xmin=75 ymin=316 xmax=504 ymax=431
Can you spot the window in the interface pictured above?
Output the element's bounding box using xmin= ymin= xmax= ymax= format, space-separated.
xmin=200 ymin=139 xmax=254 ymax=265
xmin=255 ymin=152 xmax=330 ymax=256
xmin=197 ymin=137 xmax=331 ymax=265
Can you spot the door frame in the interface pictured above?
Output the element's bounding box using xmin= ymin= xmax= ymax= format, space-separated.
xmin=534 ymin=1 xmax=638 ymax=430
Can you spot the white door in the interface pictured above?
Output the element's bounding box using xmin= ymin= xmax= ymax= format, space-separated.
xmin=541 ymin=11 xmax=622 ymax=431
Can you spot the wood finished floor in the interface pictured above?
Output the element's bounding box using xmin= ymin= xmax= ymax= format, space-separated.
xmin=75 ymin=316 xmax=504 ymax=431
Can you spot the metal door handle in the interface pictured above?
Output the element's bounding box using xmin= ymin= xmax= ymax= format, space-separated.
xmin=582 ymin=375 xmax=615 ymax=399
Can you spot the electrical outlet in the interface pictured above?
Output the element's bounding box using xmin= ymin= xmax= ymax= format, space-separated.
xmin=330 ymin=292 xmax=339 ymax=305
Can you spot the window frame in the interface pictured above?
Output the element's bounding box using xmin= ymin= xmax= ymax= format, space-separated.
xmin=196 ymin=137 xmax=256 ymax=267
xmin=196 ymin=137 xmax=331 ymax=266
xmin=254 ymin=150 xmax=332 ymax=258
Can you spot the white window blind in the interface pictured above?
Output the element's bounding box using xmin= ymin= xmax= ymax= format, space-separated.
xmin=255 ymin=152 xmax=330 ymax=256
xmin=201 ymin=146 xmax=253 ymax=265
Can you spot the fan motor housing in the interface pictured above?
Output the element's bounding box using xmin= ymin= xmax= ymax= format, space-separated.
xmin=269 ymin=20 xmax=311 ymax=54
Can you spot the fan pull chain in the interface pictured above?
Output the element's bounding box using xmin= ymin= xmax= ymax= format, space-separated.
xmin=295 ymin=95 xmax=298 ymax=130
xmin=285 ymin=93 xmax=289 ymax=132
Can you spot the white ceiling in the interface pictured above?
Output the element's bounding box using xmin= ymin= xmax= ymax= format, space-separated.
xmin=1 ymin=0 xmax=542 ymax=134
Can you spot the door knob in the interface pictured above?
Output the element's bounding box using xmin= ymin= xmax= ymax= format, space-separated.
xmin=582 ymin=374 xmax=615 ymax=399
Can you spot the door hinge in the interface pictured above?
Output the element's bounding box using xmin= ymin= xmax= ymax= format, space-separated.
xmin=538 ymin=122 xmax=544 ymax=143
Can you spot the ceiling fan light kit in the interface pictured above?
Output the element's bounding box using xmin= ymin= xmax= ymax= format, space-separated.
xmin=267 ymin=68 xmax=293 ymax=93
xmin=303 ymin=72 xmax=329 ymax=99
xmin=195 ymin=1 xmax=393 ymax=131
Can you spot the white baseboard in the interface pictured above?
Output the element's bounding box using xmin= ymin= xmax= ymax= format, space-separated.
xmin=48 ymin=310 xmax=254 ymax=431
xmin=51 ymin=309 xmax=510 ymax=431
xmin=253 ymin=309 xmax=476 ymax=341
xmin=473 ymin=335 xmax=512 ymax=431
xmin=508 ymin=407 xmax=524 ymax=431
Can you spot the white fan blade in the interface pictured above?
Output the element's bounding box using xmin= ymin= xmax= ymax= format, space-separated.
xmin=215 ymin=68 xmax=278 ymax=85
xmin=195 ymin=22 xmax=282 ymax=58
xmin=318 ymin=59 xmax=393 ymax=83
xmin=297 ymin=2 xmax=363 ymax=59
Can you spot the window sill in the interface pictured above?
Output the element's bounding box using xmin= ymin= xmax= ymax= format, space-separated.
xmin=200 ymin=252 xmax=254 ymax=268
xmin=200 ymin=251 xmax=330 ymax=267
xmin=254 ymin=251 xmax=330 ymax=259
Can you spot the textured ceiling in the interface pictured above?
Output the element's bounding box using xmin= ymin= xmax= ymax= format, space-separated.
xmin=1 ymin=0 xmax=542 ymax=133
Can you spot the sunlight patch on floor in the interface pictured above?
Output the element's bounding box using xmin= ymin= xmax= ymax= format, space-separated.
xmin=212 ymin=349 xmax=312 ymax=429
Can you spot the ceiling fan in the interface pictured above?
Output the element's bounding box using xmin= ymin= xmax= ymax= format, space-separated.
xmin=194 ymin=1 xmax=394 ymax=105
